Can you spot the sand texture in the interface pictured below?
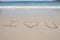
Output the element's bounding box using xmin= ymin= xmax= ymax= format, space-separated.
xmin=0 ymin=8 xmax=60 ymax=40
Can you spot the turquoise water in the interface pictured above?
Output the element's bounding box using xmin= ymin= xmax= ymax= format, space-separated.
xmin=0 ymin=1 xmax=60 ymax=6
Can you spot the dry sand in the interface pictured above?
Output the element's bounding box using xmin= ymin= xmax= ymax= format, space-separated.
xmin=0 ymin=8 xmax=60 ymax=40
xmin=0 ymin=16 xmax=60 ymax=40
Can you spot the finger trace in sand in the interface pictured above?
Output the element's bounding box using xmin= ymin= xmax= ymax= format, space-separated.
xmin=23 ymin=20 xmax=39 ymax=28
xmin=45 ymin=22 xmax=58 ymax=29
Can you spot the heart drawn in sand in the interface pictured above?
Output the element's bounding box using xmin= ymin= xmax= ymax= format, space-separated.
xmin=23 ymin=20 xmax=39 ymax=28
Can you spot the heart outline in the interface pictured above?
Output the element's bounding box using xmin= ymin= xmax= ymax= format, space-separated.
xmin=23 ymin=21 xmax=39 ymax=28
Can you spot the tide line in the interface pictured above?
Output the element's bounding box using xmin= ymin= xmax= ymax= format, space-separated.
xmin=0 ymin=6 xmax=60 ymax=8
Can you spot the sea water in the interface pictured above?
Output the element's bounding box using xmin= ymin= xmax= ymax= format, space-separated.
xmin=0 ymin=8 xmax=60 ymax=16
xmin=0 ymin=1 xmax=60 ymax=16
xmin=0 ymin=1 xmax=60 ymax=6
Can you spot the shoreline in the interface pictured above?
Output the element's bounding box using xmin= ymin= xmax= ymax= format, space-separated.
xmin=0 ymin=6 xmax=60 ymax=8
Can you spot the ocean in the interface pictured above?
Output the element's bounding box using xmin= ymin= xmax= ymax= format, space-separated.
xmin=0 ymin=1 xmax=60 ymax=6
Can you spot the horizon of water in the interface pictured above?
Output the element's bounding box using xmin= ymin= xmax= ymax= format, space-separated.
xmin=0 ymin=1 xmax=60 ymax=6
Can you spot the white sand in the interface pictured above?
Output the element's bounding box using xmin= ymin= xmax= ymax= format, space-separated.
xmin=0 ymin=8 xmax=60 ymax=40
xmin=0 ymin=16 xmax=60 ymax=40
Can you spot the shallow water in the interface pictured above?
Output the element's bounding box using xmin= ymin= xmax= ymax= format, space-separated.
xmin=0 ymin=8 xmax=60 ymax=16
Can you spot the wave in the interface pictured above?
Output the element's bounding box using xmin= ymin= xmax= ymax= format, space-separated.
xmin=0 ymin=6 xmax=60 ymax=8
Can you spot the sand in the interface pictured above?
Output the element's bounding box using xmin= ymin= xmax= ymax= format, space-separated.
xmin=0 ymin=8 xmax=60 ymax=40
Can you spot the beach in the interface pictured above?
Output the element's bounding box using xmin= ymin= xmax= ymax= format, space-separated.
xmin=0 ymin=8 xmax=60 ymax=40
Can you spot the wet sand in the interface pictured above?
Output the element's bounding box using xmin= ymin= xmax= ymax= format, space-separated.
xmin=0 ymin=8 xmax=60 ymax=40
